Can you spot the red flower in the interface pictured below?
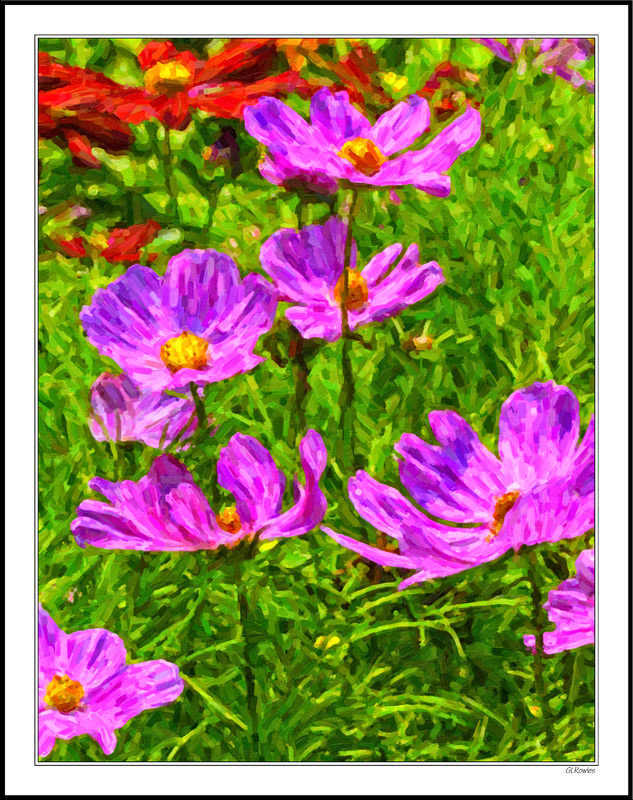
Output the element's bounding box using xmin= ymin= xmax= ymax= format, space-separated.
xmin=38 ymin=53 xmax=133 ymax=167
xmin=109 ymin=39 xmax=306 ymax=130
xmin=418 ymin=61 xmax=482 ymax=120
xmin=101 ymin=221 xmax=161 ymax=263
xmin=53 ymin=236 xmax=87 ymax=258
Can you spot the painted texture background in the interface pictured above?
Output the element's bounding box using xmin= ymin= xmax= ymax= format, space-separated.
xmin=38 ymin=38 xmax=594 ymax=762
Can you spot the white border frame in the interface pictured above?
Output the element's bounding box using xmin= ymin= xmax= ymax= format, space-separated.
xmin=7 ymin=3 xmax=629 ymax=796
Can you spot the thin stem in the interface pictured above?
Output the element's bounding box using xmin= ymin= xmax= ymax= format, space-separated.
xmin=337 ymin=187 xmax=361 ymax=471
xmin=288 ymin=326 xmax=310 ymax=445
xmin=162 ymin=127 xmax=176 ymax=197
xmin=190 ymin=383 xmax=207 ymax=430
xmin=234 ymin=546 xmax=262 ymax=761
xmin=527 ymin=549 xmax=546 ymax=698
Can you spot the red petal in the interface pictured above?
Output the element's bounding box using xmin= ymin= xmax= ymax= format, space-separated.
xmin=64 ymin=131 xmax=101 ymax=168
xmin=138 ymin=40 xmax=179 ymax=70
xmin=101 ymin=221 xmax=161 ymax=262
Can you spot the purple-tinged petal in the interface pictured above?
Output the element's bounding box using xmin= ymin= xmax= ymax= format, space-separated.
xmin=259 ymin=218 xmax=346 ymax=302
xmin=506 ymin=38 xmax=526 ymax=57
xmin=381 ymin=105 xmax=481 ymax=180
xmin=62 ymin=628 xmax=128 ymax=690
xmin=259 ymin=430 xmax=327 ymax=539
xmin=369 ymin=95 xmax=431 ymax=156
xmin=524 ymin=548 xmax=594 ymax=654
xmin=216 ymin=433 xmax=286 ymax=531
xmin=244 ymin=96 xmax=318 ymax=149
xmin=39 ymin=708 xmax=118 ymax=758
xmin=347 ymin=470 xmax=429 ymax=542
xmin=71 ymin=455 xmax=217 ymax=551
xmin=87 ymin=660 xmax=184 ymax=729
xmin=503 ymin=478 xmax=593 ymax=550
xmin=285 ymin=303 xmax=342 ymax=342
xmin=259 ymin=151 xmax=339 ymax=194
xmin=162 ymin=249 xmax=241 ymax=336
xmin=351 ymin=249 xmax=444 ymax=329
xmin=359 ymin=243 xmax=403 ymax=287
xmin=310 ymin=87 xmax=371 ymax=146
xmin=540 ymin=38 xmax=560 ymax=53
xmin=472 ymin=38 xmax=515 ymax=62
xmin=322 ymin=526 xmax=419 ymax=568
xmin=211 ymin=273 xmax=277 ymax=349
xmin=89 ymin=372 xmax=198 ymax=449
xmin=394 ymin=411 xmax=510 ymax=523
xmin=569 ymin=416 xmax=594 ymax=498
xmin=498 ymin=381 xmax=581 ymax=488
xmin=39 ymin=605 xmax=66 ymax=673
xmin=80 ymin=264 xmax=168 ymax=369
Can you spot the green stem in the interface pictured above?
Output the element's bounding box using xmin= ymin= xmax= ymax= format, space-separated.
xmin=162 ymin=127 xmax=176 ymax=197
xmin=235 ymin=548 xmax=262 ymax=761
xmin=190 ymin=383 xmax=207 ymax=430
xmin=528 ymin=550 xmax=546 ymax=699
xmin=288 ymin=326 xmax=310 ymax=445
xmin=337 ymin=187 xmax=361 ymax=471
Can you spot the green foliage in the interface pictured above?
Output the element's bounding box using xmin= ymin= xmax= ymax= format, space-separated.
xmin=39 ymin=38 xmax=594 ymax=762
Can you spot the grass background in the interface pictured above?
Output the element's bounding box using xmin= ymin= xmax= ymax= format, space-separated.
xmin=38 ymin=38 xmax=595 ymax=761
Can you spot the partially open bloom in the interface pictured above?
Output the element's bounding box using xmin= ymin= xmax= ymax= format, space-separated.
xmin=80 ymin=248 xmax=277 ymax=392
xmin=323 ymin=382 xmax=594 ymax=589
xmin=524 ymin=548 xmax=594 ymax=654
xmin=244 ymin=86 xmax=481 ymax=196
xmin=38 ymin=53 xmax=133 ymax=168
xmin=108 ymin=39 xmax=304 ymax=129
xmin=473 ymin=38 xmax=594 ymax=91
xmin=71 ymin=431 xmax=327 ymax=550
xmin=38 ymin=605 xmax=183 ymax=757
xmin=260 ymin=217 xmax=444 ymax=342
xmin=89 ymin=372 xmax=200 ymax=449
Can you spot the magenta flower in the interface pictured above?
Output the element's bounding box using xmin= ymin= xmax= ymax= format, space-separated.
xmin=323 ymin=382 xmax=594 ymax=589
xmin=474 ymin=38 xmax=594 ymax=91
xmin=38 ymin=605 xmax=183 ymax=757
xmin=89 ymin=372 xmax=203 ymax=450
xmin=524 ymin=548 xmax=594 ymax=654
xmin=71 ymin=430 xmax=327 ymax=551
xmin=80 ymin=249 xmax=277 ymax=393
xmin=244 ymin=87 xmax=481 ymax=197
xmin=259 ymin=217 xmax=444 ymax=342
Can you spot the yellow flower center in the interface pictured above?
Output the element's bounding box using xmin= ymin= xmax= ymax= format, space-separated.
xmin=487 ymin=490 xmax=520 ymax=539
xmin=160 ymin=332 xmax=209 ymax=374
xmin=44 ymin=674 xmax=84 ymax=713
xmin=338 ymin=138 xmax=387 ymax=176
xmin=144 ymin=61 xmax=193 ymax=95
xmin=333 ymin=269 xmax=369 ymax=311
xmin=215 ymin=505 xmax=242 ymax=534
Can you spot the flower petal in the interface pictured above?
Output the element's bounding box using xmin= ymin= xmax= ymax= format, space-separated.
xmin=211 ymin=273 xmax=277 ymax=350
xmin=369 ymin=95 xmax=430 ymax=155
xmin=71 ymin=455 xmax=216 ymax=551
xmin=310 ymin=87 xmax=371 ymax=146
xmin=259 ymin=217 xmax=346 ymax=301
xmin=472 ymin=38 xmax=514 ymax=62
xmin=162 ymin=249 xmax=241 ymax=336
xmin=359 ymin=243 xmax=403 ymax=287
xmin=322 ymin=527 xmax=418 ymax=568
xmin=244 ymin=96 xmax=316 ymax=149
xmin=394 ymin=411 xmax=509 ymax=523
xmin=259 ymin=430 xmax=328 ymax=539
xmin=39 ymin=708 xmax=118 ymax=758
xmin=89 ymin=372 xmax=197 ymax=449
xmin=216 ymin=433 xmax=286 ymax=530
xmin=39 ymin=605 xmax=66 ymax=673
xmin=352 ymin=250 xmax=444 ymax=329
xmin=62 ymin=628 xmax=128 ymax=690
xmin=285 ymin=303 xmax=342 ymax=342
xmin=87 ymin=660 xmax=184 ymax=729
xmin=498 ymin=381 xmax=581 ymax=488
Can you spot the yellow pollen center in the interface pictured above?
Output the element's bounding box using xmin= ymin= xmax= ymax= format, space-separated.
xmin=44 ymin=674 xmax=84 ymax=713
xmin=488 ymin=490 xmax=520 ymax=539
xmin=160 ymin=332 xmax=209 ymax=374
xmin=333 ymin=269 xmax=369 ymax=311
xmin=215 ymin=505 xmax=242 ymax=534
xmin=338 ymin=138 xmax=387 ymax=176
xmin=144 ymin=61 xmax=193 ymax=95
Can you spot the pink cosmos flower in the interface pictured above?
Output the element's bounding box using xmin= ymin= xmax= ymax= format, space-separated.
xmin=80 ymin=249 xmax=277 ymax=393
xmin=323 ymin=382 xmax=594 ymax=589
xmin=71 ymin=430 xmax=327 ymax=551
xmin=259 ymin=217 xmax=444 ymax=342
xmin=524 ymin=548 xmax=594 ymax=654
xmin=244 ymin=87 xmax=481 ymax=197
xmin=89 ymin=372 xmax=201 ymax=450
xmin=38 ymin=605 xmax=183 ymax=757
xmin=474 ymin=38 xmax=594 ymax=91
